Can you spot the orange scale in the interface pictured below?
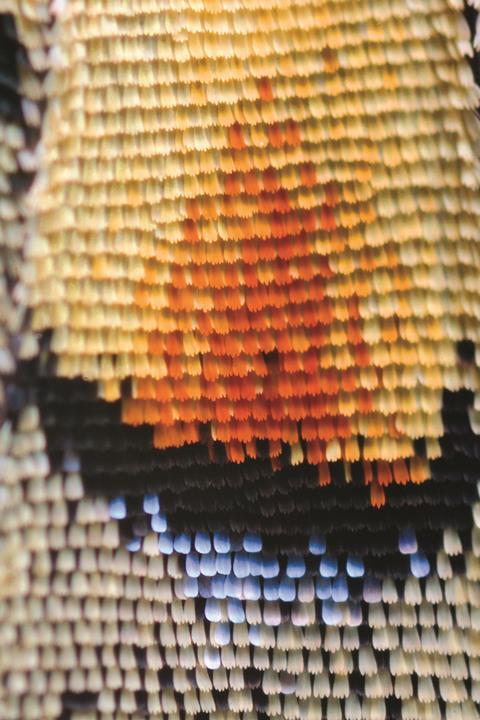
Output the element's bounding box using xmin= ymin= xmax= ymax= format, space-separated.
xmin=322 ymin=47 xmax=340 ymax=73
xmin=237 ymin=331 xmax=256 ymax=356
xmin=183 ymin=218 xmax=199 ymax=243
xmin=265 ymin=283 xmax=284 ymax=309
xmin=296 ymin=256 xmax=315 ymax=282
xmin=269 ymin=439 xmax=282 ymax=457
xmin=191 ymin=265 xmax=209 ymax=289
xmin=288 ymin=280 xmax=309 ymax=305
xmin=134 ymin=286 xmax=150 ymax=308
xmin=267 ymin=122 xmax=285 ymax=148
xmin=285 ymin=305 xmax=303 ymax=329
xmin=245 ymin=440 xmax=257 ymax=458
xmin=347 ymin=320 xmax=363 ymax=345
xmin=170 ymin=266 xmax=187 ymax=290
xmin=225 ymin=264 xmax=240 ymax=288
xmin=302 ymin=416 xmax=319 ymax=441
xmin=305 ymin=373 xmax=323 ymax=396
xmin=224 ymin=333 xmax=244 ymax=357
xmin=243 ymin=170 xmax=261 ymax=195
xmin=271 ymin=212 xmax=287 ymax=238
xmin=197 ymin=312 xmax=214 ymax=335
xmin=269 ymin=307 xmax=288 ymax=330
xmin=144 ymin=400 xmax=167 ymax=425
xmin=226 ymin=439 xmax=246 ymax=463
xmin=213 ymin=398 xmax=231 ymax=423
xmin=320 ymin=204 xmax=337 ymax=231
xmin=220 ymin=195 xmax=237 ymax=218
xmin=303 ymin=303 xmax=321 ymax=328
xmin=263 ymin=167 xmax=279 ymax=192
xmin=317 ymin=417 xmax=337 ymax=444
xmin=232 ymin=149 xmax=252 ymax=173
xmin=282 ymin=419 xmax=299 ymax=443
xmin=164 ymin=332 xmax=183 ymax=356
xmin=258 ymin=238 xmax=277 ymax=262
xmin=224 ymin=173 xmax=241 ymax=196
xmin=252 ymin=354 xmax=268 ymax=376
xmin=393 ymin=458 xmax=410 ymax=485
xmin=259 ymin=328 xmax=277 ymax=354
xmin=273 ymin=260 xmax=291 ymax=285
xmin=166 ymin=355 xmax=184 ymax=379
xmin=202 ymin=355 xmax=220 ymax=382
xmin=266 ymin=418 xmax=282 ymax=441
xmin=310 ymin=324 xmax=328 ymax=347
xmin=354 ymin=343 xmax=371 ymax=368
xmin=285 ymin=119 xmax=301 ymax=147
xmin=245 ymin=285 xmax=267 ymax=312
xmin=282 ymin=352 xmax=302 ymax=374
xmin=376 ymin=460 xmax=393 ymax=487
xmin=213 ymin=422 xmax=230 ymax=442
xmin=242 ymin=216 xmax=256 ymax=240
xmin=269 ymin=397 xmax=286 ymax=421
xmin=357 ymin=388 xmax=373 ymax=413
xmin=287 ymin=396 xmax=308 ymax=421
xmin=275 ymin=189 xmax=292 ymax=214
xmin=294 ymin=373 xmax=308 ymax=397
xmin=239 ymin=376 xmax=258 ymax=401
xmin=183 ymin=421 xmax=200 ymax=444
xmin=368 ymin=415 xmax=386 ymax=438
xmin=276 ymin=373 xmax=293 ymax=398
xmin=148 ymin=332 xmax=165 ymax=356
xmin=307 ymin=439 xmax=325 ymax=463
xmin=322 ymin=368 xmax=339 ymax=395
xmin=209 ymin=265 xmax=226 ymax=289
xmin=359 ymin=202 xmax=376 ymax=224
xmin=242 ymin=264 xmax=258 ymax=287
xmin=236 ymin=420 xmax=255 ymax=443
xmin=258 ymin=76 xmax=274 ymax=102
xmin=410 ymin=456 xmax=428 ymax=484
xmin=205 ymin=243 xmax=224 ymax=265
xmin=324 ymin=182 xmax=340 ymax=207
xmin=318 ymin=415 xmax=337 ymax=442
xmin=152 ymin=379 xmax=173 ymax=402
xmin=258 ymin=190 xmax=275 ymax=214
xmin=336 ymin=416 xmax=352 ymax=438
xmin=340 ymin=367 xmax=357 ymax=392
xmin=370 ymin=480 xmax=386 ymax=508
xmin=209 ymin=334 xmax=226 ymax=356
xmin=251 ymin=397 xmax=269 ymax=421
xmin=122 ymin=397 xmax=146 ymax=425
xmin=302 ymin=209 xmax=317 ymax=233
xmin=248 ymin=310 xmax=267 ymax=333
xmin=290 ymin=328 xmax=310 ymax=353
xmin=276 ymin=329 xmax=294 ymax=353
xmin=232 ymin=401 xmax=252 ymax=422
xmin=202 ymin=380 xmax=223 ymax=402
xmin=186 ymin=198 xmax=201 ymax=221
xmin=227 ymin=308 xmax=250 ymax=333
xmin=276 ymin=237 xmax=294 ymax=262
xmin=152 ymin=423 xmax=176 ymax=449
xmin=254 ymin=214 xmax=272 ymax=239
xmin=318 ymin=462 xmax=332 ymax=486
xmin=303 ymin=348 xmax=318 ymax=373
xmin=300 ymin=162 xmax=317 ymax=188
xmin=224 ymin=376 xmax=244 ymax=402
xmin=362 ymin=460 xmax=373 ymax=485
xmin=229 ymin=122 xmax=246 ymax=150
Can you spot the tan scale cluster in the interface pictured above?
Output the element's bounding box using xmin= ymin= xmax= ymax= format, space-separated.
xmin=23 ymin=0 xmax=480 ymax=486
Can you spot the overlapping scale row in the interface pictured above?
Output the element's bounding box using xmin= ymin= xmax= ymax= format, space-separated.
xmin=21 ymin=0 xmax=480 ymax=478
